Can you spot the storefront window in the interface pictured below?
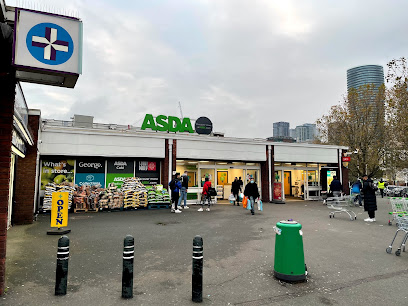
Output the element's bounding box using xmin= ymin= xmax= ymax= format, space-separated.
xmin=307 ymin=170 xmax=318 ymax=186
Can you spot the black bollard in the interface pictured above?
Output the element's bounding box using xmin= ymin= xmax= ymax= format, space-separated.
xmin=122 ymin=235 xmax=134 ymax=299
xmin=192 ymin=235 xmax=203 ymax=303
xmin=55 ymin=235 xmax=70 ymax=296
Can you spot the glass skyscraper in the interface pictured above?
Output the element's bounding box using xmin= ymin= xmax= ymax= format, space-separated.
xmin=347 ymin=65 xmax=384 ymax=91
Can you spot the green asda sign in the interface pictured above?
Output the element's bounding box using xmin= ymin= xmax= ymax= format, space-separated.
xmin=106 ymin=173 xmax=134 ymax=188
xmin=141 ymin=114 xmax=194 ymax=133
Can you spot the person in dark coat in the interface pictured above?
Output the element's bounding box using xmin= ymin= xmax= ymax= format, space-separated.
xmin=231 ymin=177 xmax=241 ymax=206
xmin=329 ymin=176 xmax=342 ymax=197
xmin=362 ymin=174 xmax=377 ymax=222
xmin=244 ymin=176 xmax=260 ymax=215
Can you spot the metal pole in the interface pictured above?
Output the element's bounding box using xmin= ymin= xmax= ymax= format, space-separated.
xmin=268 ymin=145 xmax=272 ymax=202
xmin=192 ymin=235 xmax=203 ymax=303
xmin=55 ymin=235 xmax=69 ymax=296
xmin=122 ymin=235 xmax=134 ymax=299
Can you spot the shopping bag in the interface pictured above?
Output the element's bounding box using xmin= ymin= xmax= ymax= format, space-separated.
xmin=228 ymin=194 xmax=236 ymax=201
xmin=246 ymin=199 xmax=252 ymax=210
xmin=258 ymin=200 xmax=263 ymax=211
xmin=239 ymin=193 xmax=244 ymax=200
xmin=242 ymin=196 xmax=248 ymax=206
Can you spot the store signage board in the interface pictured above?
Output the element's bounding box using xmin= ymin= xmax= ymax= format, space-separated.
xmin=106 ymin=173 xmax=134 ymax=188
xmin=107 ymin=159 xmax=134 ymax=173
xmin=13 ymin=8 xmax=83 ymax=88
xmin=195 ymin=117 xmax=213 ymax=135
xmin=141 ymin=114 xmax=213 ymax=135
xmin=41 ymin=159 xmax=75 ymax=189
xmin=51 ymin=192 xmax=68 ymax=227
xmin=75 ymin=173 xmax=105 ymax=187
xmin=342 ymin=156 xmax=351 ymax=162
xmin=273 ymin=182 xmax=282 ymax=201
xmin=135 ymin=160 xmax=160 ymax=185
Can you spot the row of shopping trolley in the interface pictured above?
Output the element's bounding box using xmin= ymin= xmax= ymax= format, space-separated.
xmin=386 ymin=197 xmax=408 ymax=256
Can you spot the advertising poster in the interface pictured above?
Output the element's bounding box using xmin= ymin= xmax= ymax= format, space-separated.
xmin=135 ymin=160 xmax=160 ymax=186
xmin=106 ymin=159 xmax=134 ymax=188
xmin=273 ymin=182 xmax=282 ymax=201
xmin=75 ymin=158 xmax=105 ymax=187
xmin=41 ymin=159 xmax=75 ymax=190
xmin=327 ymin=171 xmax=337 ymax=191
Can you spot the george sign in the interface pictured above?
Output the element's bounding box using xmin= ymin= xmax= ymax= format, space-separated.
xmin=342 ymin=156 xmax=351 ymax=162
xmin=76 ymin=159 xmax=105 ymax=173
xmin=273 ymin=182 xmax=282 ymax=201
xmin=51 ymin=192 xmax=69 ymax=227
xmin=195 ymin=117 xmax=213 ymax=135
xmin=13 ymin=8 xmax=83 ymax=88
xmin=141 ymin=114 xmax=194 ymax=133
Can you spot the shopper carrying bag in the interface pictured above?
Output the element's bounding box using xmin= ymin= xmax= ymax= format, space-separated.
xmin=258 ymin=199 xmax=263 ymax=211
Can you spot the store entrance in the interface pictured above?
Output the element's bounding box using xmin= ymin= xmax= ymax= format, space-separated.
xmin=284 ymin=171 xmax=291 ymax=196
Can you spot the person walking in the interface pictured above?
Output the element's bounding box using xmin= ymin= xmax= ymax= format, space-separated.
xmin=244 ymin=176 xmax=260 ymax=215
xmin=178 ymin=171 xmax=189 ymax=209
xmin=169 ymin=173 xmax=182 ymax=213
xmin=231 ymin=177 xmax=241 ymax=206
xmin=329 ymin=176 xmax=342 ymax=197
xmin=351 ymin=179 xmax=362 ymax=206
xmin=199 ymin=177 xmax=212 ymax=212
xmin=238 ymin=177 xmax=244 ymax=191
xmin=362 ymin=174 xmax=377 ymax=222
xmin=378 ymin=179 xmax=385 ymax=198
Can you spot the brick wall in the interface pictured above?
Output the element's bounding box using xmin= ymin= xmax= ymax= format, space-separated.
xmin=161 ymin=139 xmax=169 ymax=185
xmin=12 ymin=114 xmax=40 ymax=225
xmin=0 ymin=75 xmax=16 ymax=296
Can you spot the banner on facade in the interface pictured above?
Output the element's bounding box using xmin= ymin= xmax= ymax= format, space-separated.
xmin=135 ymin=160 xmax=160 ymax=185
xmin=273 ymin=182 xmax=282 ymax=201
xmin=41 ymin=159 xmax=75 ymax=190
xmin=51 ymin=192 xmax=69 ymax=227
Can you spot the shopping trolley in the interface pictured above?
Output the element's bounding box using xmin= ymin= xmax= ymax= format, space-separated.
xmin=388 ymin=197 xmax=408 ymax=226
xmin=327 ymin=194 xmax=357 ymax=220
xmin=386 ymin=214 xmax=408 ymax=256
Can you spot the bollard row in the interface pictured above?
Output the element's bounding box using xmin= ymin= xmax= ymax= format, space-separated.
xmin=54 ymin=234 xmax=205 ymax=303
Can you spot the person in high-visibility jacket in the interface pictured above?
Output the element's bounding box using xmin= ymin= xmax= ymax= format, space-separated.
xmin=378 ymin=179 xmax=385 ymax=198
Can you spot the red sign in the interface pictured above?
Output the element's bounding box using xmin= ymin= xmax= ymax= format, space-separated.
xmin=273 ymin=182 xmax=282 ymax=201
xmin=342 ymin=156 xmax=351 ymax=162
xmin=148 ymin=162 xmax=156 ymax=171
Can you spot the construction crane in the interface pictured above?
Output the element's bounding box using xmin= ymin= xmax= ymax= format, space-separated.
xmin=178 ymin=101 xmax=184 ymax=119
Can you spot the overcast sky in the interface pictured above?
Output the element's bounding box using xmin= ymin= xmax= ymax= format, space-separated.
xmin=8 ymin=0 xmax=408 ymax=138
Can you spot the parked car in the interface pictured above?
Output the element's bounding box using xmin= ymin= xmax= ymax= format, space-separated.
xmin=384 ymin=185 xmax=401 ymax=197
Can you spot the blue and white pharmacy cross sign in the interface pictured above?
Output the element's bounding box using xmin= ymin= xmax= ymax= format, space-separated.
xmin=14 ymin=9 xmax=82 ymax=75
xmin=27 ymin=23 xmax=73 ymax=65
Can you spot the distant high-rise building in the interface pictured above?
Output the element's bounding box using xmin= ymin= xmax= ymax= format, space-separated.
xmin=347 ymin=65 xmax=384 ymax=126
xmin=295 ymin=123 xmax=317 ymax=143
xmin=347 ymin=65 xmax=384 ymax=91
xmin=273 ymin=122 xmax=289 ymax=137
xmin=289 ymin=128 xmax=296 ymax=139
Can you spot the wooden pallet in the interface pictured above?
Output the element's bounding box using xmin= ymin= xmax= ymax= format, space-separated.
xmin=74 ymin=208 xmax=88 ymax=213
xmin=87 ymin=208 xmax=99 ymax=213
xmin=148 ymin=203 xmax=170 ymax=210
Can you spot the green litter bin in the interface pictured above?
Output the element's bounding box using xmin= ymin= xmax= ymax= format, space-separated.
xmin=273 ymin=220 xmax=307 ymax=282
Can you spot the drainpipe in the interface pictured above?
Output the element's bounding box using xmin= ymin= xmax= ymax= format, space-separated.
xmin=168 ymin=141 xmax=173 ymax=191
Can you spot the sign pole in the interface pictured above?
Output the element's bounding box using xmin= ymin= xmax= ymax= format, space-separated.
xmin=47 ymin=191 xmax=71 ymax=235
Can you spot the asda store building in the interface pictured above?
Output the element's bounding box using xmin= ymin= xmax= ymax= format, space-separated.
xmin=36 ymin=114 xmax=348 ymax=208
